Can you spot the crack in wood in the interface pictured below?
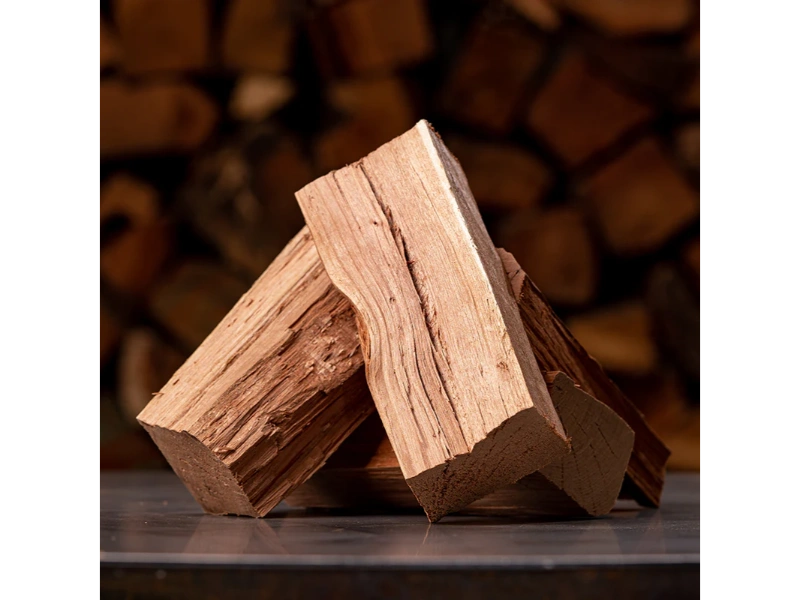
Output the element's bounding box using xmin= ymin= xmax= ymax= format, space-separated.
xmin=358 ymin=162 xmax=465 ymax=449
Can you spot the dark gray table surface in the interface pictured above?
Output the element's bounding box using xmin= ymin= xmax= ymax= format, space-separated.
xmin=100 ymin=471 xmax=699 ymax=599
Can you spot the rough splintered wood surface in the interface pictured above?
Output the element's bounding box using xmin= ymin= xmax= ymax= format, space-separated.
xmin=498 ymin=249 xmax=670 ymax=507
xmin=296 ymin=120 xmax=569 ymax=522
xmin=137 ymin=228 xmax=373 ymax=517
xmin=288 ymin=372 xmax=634 ymax=517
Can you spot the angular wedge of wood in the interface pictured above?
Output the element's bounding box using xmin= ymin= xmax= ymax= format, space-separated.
xmin=296 ymin=121 xmax=569 ymax=521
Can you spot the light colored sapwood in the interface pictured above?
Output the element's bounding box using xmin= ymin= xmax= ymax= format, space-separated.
xmin=296 ymin=121 xmax=569 ymax=521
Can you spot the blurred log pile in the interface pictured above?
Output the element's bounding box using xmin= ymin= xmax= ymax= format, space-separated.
xmin=100 ymin=0 xmax=699 ymax=471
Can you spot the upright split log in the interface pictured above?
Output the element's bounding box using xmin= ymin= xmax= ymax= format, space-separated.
xmin=296 ymin=121 xmax=569 ymax=521
xmin=499 ymin=249 xmax=669 ymax=506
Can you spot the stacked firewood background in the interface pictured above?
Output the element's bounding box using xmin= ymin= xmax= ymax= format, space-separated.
xmin=100 ymin=0 xmax=699 ymax=472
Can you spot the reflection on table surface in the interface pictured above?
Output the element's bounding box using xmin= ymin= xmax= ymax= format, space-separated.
xmin=101 ymin=471 xmax=698 ymax=567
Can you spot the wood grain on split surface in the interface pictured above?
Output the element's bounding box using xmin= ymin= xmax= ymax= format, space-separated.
xmin=138 ymin=229 xmax=373 ymax=517
xmin=296 ymin=121 xmax=569 ymax=521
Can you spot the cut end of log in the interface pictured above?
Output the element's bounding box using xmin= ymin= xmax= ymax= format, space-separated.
xmin=407 ymin=405 xmax=570 ymax=522
xmin=539 ymin=372 xmax=634 ymax=516
xmin=140 ymin=423 xmax=258 ymax=517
